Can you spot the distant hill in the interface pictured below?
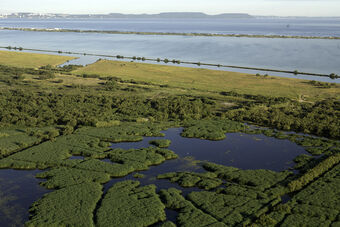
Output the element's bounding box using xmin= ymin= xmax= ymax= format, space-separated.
xmin=107 ymin=12 xmax=253 ymax=19
xmin=94 ymin=12 xmax=253 ymax=19
xmin=2 ymin=12 xmax=254 ymax=19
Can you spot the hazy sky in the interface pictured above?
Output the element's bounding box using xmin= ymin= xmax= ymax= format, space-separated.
xmin=0 ymin=0 xmax=339 ymax=17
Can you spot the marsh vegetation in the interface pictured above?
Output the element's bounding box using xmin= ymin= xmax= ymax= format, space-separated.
xmin=0 ymin=51 xmax=339 ymax=226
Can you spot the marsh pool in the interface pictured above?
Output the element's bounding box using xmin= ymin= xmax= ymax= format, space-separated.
xmin=0 ymin=128 xmax=311 ymax=226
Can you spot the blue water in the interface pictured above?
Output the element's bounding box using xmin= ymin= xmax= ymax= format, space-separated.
xmin=104 ymin=127 xmax=309 ymax=223
xmin=111 ymin=128 xmax=309 ymax=172
xmin=0 ymin=18 xmax=340 ymax=82
xmin=0 ymin=128 xmax=311 ymax=226
xmin=0 ymin=170 xmax=48 ymax=227
xmin=1 ymin=18 xmax=340 ymax=37
xmin=103 ymin=127 xmax=309 ymax=218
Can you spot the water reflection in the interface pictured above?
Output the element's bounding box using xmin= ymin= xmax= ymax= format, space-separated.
xmin=1 ymin=30 xmax=339 ymax=82
xmin=0 ymin=127 xmax=311 ymax=226
xmin=1 ymin=18 xmax=340 ymax=37
xmin=0 ymin=169 xmax=48 ymax=227
xmin=111 ymin=128 xmax=309 ymax=172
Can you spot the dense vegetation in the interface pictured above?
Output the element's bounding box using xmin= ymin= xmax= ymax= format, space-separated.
xmin=0 ymin=127 xmax=50 ymax=158
xmin=0 ymin=52 xmax=339 ymax=226
xmin=221 ymin=92 xmax=340 ymax=139
xmin=0 ymin=125 xmax=178 ymax=176
xmin=26 ymin=183 xmax=103 ymax=227
xmin=158 ymin=172 xmax=223 ymax=190
xmin=0 ymin=90 xmax=214 ymax=127
xmin=0 ymin=124 xmax=178 ymax=226
xmin=159 ymin=188 xmax=227 ymax=226
xmin=202 ymin=162 xmax=292 ymax=191
xmin=158 ymin=155 xmax=340 ymax=226
xmin=96 ymin=180 xmax=166 ymax=227
xmin=181 ymin=119 xmax=246 ymax=140
xmin=149 ymin=139 xmax=172 ymax=148
xmin=267 ymin=163 xmax=340 ymax=226
xmin=288 ymin=153 xmax=340 ymax=192
xmin=1 ymin=62 xmax=338 ymax=139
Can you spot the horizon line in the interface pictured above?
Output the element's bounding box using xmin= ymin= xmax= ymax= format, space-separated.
xmin=1 ymin=12 xmax=340 ymax=18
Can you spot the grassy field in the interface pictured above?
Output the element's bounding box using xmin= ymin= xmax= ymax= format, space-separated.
xmin=0 ymin=50 xmax=76 ymax=68
xmin=0 ymin=51 xmax=339 ymax=139
xmin=75 ymin=60 xmax=340 ymax=101
xmin=0 ymin=50 xmax=338 ymax=102
xmin=22 ymin=73 xmax=103 ymax=88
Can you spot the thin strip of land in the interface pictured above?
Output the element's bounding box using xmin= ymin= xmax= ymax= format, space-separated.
xmin=1 ymin=46 xmax=338 ymax=79
xmin=0 ymin=50 xmax=338 ymax=101
xmin=1 ymin=27 xmax=340 ymax=40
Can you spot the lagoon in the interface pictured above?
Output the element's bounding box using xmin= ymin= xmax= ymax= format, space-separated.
xmin=1 ymin=30 xmax=340 ymax=82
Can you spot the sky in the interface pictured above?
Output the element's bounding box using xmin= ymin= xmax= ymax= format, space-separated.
xmin=0 ymin=0 xmax=339 ymax=17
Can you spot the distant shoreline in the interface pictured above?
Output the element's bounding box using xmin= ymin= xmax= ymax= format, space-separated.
xmin=1 ymin=27 xmax=340 ymax=40
xmin=1 ymin=12 xmax=340 ymax=19
xmin=0 ymin=12 xmax=254 ymax=19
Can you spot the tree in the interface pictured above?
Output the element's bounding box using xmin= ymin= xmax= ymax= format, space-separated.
xmin=329 ymin=73 xmax=338 ymax=79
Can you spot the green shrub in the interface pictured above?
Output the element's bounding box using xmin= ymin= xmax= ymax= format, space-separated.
xmin=53 ymin=79 xmax=63 ymax=83
xmin=133 ymin=173 xmax=145 ymax=178
xmin=288 ymin=153 xmax=340 ymax=192
xmin=96 ymin=181 xmax=166 ymax=227
xmin=37 ymin=72 xmax=55 ymax=80
xmin=158 ymin=172 xmax=222 ymax=190
xmin=181 ymin=119 xmax=246 ymax=141
xmin=0 ymin=133 xmax=9 ymax=138
xmin=149 ymin=139 xmax=171 ymax=148
xmin=26 ymin=183 xmax=102 ymax=227
xmin=159 ymin=188 xmax=225 ymax=226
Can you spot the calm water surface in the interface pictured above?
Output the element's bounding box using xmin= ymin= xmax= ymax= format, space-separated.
xmin=0 ymin=170 xmax=48 ymax=227
xmin=1 ymin=30 xmax=339 ymax=82
xmin=1 ymin=18 xmax=340 ymax=37
xmin=0 ymin=128 xmax=310 ymax=226
xmin=1 ymin=18 xmax=340 ymax=82
xmin=110 ymin=128 xmax=309 ymax=172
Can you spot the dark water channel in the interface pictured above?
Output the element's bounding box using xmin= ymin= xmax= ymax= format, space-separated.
xmin=0 ymin=128 xmax=310 ymax=226
xmin=0 ymin=169 xmax=48 ymax=227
